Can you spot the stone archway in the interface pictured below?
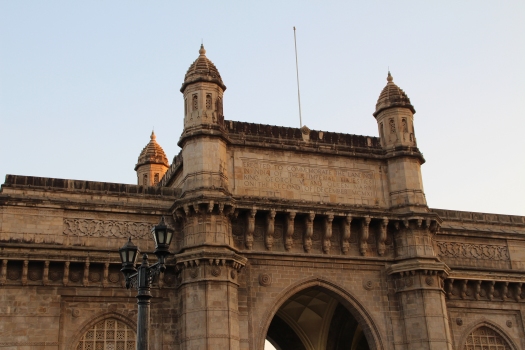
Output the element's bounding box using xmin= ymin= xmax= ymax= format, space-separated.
xmin=264 ymin=285 xmax=375 ymax=350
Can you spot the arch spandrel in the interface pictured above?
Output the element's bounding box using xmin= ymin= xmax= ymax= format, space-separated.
xmin=256 ymin=276 xmax=385 ymax=350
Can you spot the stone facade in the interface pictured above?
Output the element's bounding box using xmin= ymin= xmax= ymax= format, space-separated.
xmin=1 ymin=46 xmax=524 ymax=350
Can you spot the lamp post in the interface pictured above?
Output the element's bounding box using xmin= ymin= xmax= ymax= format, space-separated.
xmin=119 ymin=216 xmax=174 ymax=350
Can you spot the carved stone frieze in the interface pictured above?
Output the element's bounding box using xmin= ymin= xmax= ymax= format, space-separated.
xmin=63 ymin=218 xmax=155 ymax=239
xmin=437 ymin=242 xmax=510 ymax=261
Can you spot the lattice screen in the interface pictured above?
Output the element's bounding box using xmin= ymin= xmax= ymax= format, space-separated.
xmin=76 ymin=318 xmax=135 ymax=350
xmin=463 ymin=326 xmax=512 ymax=350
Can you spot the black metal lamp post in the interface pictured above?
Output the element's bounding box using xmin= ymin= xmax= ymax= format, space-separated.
xmin=119 ymin=217 xmax=174 ymax=350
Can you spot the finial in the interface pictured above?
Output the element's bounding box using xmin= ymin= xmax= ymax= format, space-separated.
xmin=387 ymin=71 xmax=393 ymax=83
xmin=150 ymin=131 xmax=156 ymax=140
xmin=199 ymin=44 xmax=206 ymax=56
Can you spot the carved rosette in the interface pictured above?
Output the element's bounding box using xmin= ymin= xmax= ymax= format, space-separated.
xmin=259 ymin=273 xmax=272 ymax=287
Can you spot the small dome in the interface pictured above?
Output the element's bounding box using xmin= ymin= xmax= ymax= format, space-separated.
xmin=134 ymin=131 xmax=169 ymax=170
xmin=373 ymin=72 xmax=415 ymax=117
xmin=180 ymin=44 xmax=226 ymax=93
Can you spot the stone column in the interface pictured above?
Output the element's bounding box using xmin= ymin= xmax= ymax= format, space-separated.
xmin=176 ymin=254 xmax=245 ymax=350
xmin=387 ymin=218 xmax=453 ymax=350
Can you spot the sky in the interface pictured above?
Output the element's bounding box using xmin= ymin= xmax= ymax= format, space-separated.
xmin=1 ymin=1 xmax=524 ymax=216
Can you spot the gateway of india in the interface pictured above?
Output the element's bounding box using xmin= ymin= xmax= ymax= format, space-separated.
xmin=1 ymin=45 xmax=524 ymax=350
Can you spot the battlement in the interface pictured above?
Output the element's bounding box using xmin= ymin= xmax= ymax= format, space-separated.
xmin=224 ymin=120 xmax=383 ymax=148
xmin=2 ymin=174 xmax=181 ymax=197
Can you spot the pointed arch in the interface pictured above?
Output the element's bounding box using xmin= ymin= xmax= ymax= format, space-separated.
xmin=68 ymin=311 xmax=136 ymax=350
xmin=459 ymin=318 xmax=518 ymax=350
xmin=257 ymin=276 xmax=384 ymax=350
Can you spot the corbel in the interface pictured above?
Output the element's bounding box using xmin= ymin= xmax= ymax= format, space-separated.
xmin=323 ymin=214 xmax=334 ymax=254
xmin=83 ymin=259 xmax=90 ymax=287
xmin=284 ymin=211 xmax=296 ymax=251
xmin=63 ymin=261 xmax=70 ymax=287
xmin=207 ymin=201 xmax=215 ymax=213
xmin=474 ymin=280 xmax=481 ymax=300
xmin=193 ymin=203 xmax=200 ymax=215
xmin=43 ymin=261 xmax=50 ymax=286
xmin=360 ymin=217 xmax=371 ymax=256
xmin=218 ymin=203 xmax=224 ymax=215
xmin=446 ymin=279 xmax=454 ymax=298
xmin=265 ymin=209 xmax=276 ymax=251
xmin=21 ymin=260 xmax=28 ymax=286
xmin=102 ymin=262 xmax=109 ymax=288
xmin=377 ymin=218 xmax=389 ymax=256
xmin=0 ymin=260 xmax=7 ymax=286
xmin=341 ymin=215 xmax=352 ymax=255
xmin=502 ymin=282 xmax=509 ymax=301
xmin=245 ymin=208 xmax=257 ymax=250
xmin=488 ymin=281 xmax=495 ymax=301
xmin=460 ymin=279 xmax=467 ymax=299
xmin=304 ymin=211 xmax=315 ymax=253
xmin=516 ymin=283 xmax=523 ymax=302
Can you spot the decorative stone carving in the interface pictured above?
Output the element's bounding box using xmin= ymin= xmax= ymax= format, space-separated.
xmin=456 ymin=318 xmax=463 ymax=326
xmin=108 ymin=272 xmax=120 ymax=283
xmin=230 ymin=270 xmax=236 ymax=279
xmin=363 ymin=280 xmax=373 ymax=290
xmin=7 ymin=269 xmax=20 ymax=280
xmin=190 ymin=269 xmax=198 ymax=279
xmin=210 ymin=266 xmax=221 ymax=277
xmin=259 ymin=273 xmax=271 ymax=287
xmin=425 ymin=276 xmax=434 ymax=286
xmin=506 ymin=320 xmax=512 ymax=328
xmin=63 ymin=219 xmax=155 ymax=239
xmin=28 ymin=269 xmax=41 ymax=281
xmin=436 ymin=242 xmax=510 ymax=261
xmin=72 ymin=309 xmax=80 ymax=318
xmin=88 ymin=272 xmax=101 ymax=283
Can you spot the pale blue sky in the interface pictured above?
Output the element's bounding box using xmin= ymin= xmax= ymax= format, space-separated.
xmin=1 ymin=1 xmax=524 ymax=215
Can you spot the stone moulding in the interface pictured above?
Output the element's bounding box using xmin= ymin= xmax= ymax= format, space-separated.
xmin=437 ymin=242 xmax=510 ymax=261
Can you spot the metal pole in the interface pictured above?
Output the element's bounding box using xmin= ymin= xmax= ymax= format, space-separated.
xmin=293 ymin=26 xmax=303 ymax=128
xmin=136 ymin=254 xmax=152 ymax=350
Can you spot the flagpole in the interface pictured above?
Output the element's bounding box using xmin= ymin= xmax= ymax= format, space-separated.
xmin=293 ymin=26 xmax=303 ymax=128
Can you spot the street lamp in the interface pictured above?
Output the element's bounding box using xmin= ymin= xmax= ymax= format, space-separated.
xmin=119 ymin=216 xmax=174 ymax=350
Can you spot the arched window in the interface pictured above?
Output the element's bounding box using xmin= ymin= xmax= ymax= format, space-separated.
xmin=464 ymin=326 xmax=512 ymax=350
xmin=154 ymin=173 xmax=159 ymax=185
xmin=206 ymin=94 xmax=212 ymax=109
xmin=193 ymin=94 xmax=198 ymax=110
xmin=75 ymin=318 xmax=136 ymax=350
xmin=389 ymin=119 xmax=396 ymax=133
xmin=143 ymin=174 xmax=148 ymax=186
xmin=184 ymin=98 xmax=188 ymax=115
xmin=379 ymin=122 xmax=385 ymax=142
xmin=402 ymin=118 xmax=408 ymax=133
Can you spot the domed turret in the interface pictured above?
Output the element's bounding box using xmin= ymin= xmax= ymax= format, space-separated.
xmin=373 ymin=72 xmax=417 ymax=149
xmin=180 ymin=45 xmax=226 ymax=131
xmin=373 ymin=72 xmax=427 ymax=212
xmin=181 ymin=44 xmax=226 ymax=93
xmin=135 ymin=131 xmax=169 ymax=186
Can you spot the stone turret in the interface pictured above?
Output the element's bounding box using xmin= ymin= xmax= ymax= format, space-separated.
xmin=134 ymin=131 xmax=169 ymax=186
xmin=374 ymin=72 xmax=427 ymax=212
xmin=180 ymin=44 xmax=226 ymax=131
xmin=178 ymin=45 xmax=229 ymax=195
